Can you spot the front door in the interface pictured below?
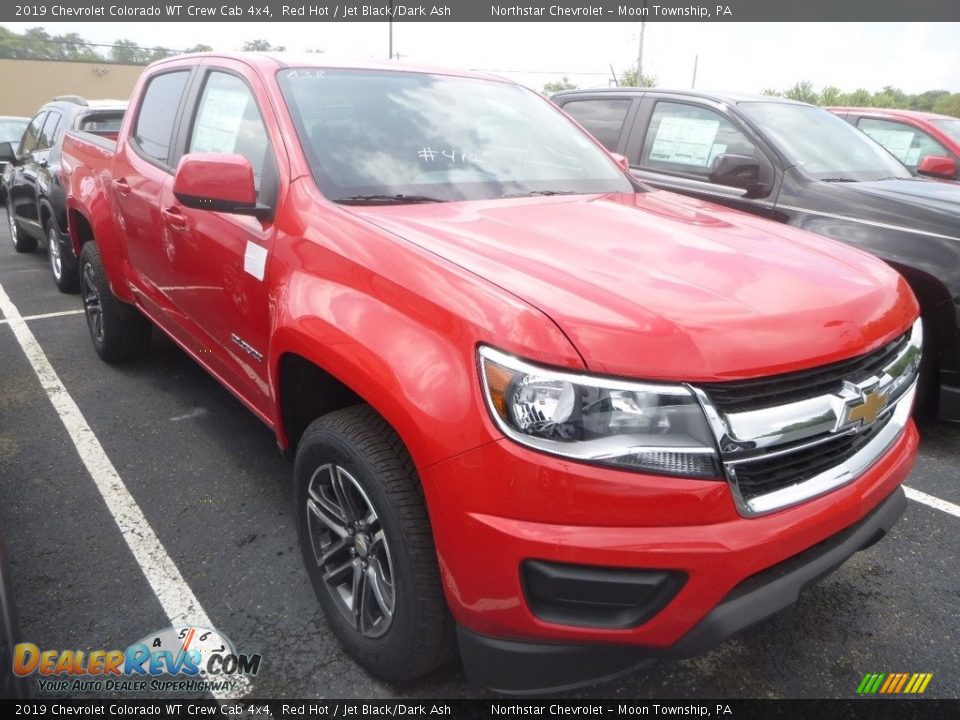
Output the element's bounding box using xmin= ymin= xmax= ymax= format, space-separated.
xmin=628 ymin=97 xmax=779 ymax=218
xmin=160 ymin=65 xmax=282 ymax=419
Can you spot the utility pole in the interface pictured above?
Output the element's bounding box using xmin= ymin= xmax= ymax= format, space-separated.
xmin=636 ymin=20 xmax=645 ymax=85
xmin=388 ymin=1 xmax=394 ymax=59
xmin=636 ymin=2 xmax=648 ymax=86
xmin=691 ymin=54 xmax=698 ymax=88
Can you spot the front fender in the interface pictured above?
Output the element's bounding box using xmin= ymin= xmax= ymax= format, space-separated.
xmin=266 ymin=197 xmax=584 ymax=468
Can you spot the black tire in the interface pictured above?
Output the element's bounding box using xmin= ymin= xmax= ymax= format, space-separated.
xmin=79 ymin=241 xmax=152 ymax=363
xmin=294 ymin=405 xmax=456 ymax=682
xmin=47 ymin=219 xmax=79 ymax=293
xmin=7 ymin=199 xmax=36 ymax=253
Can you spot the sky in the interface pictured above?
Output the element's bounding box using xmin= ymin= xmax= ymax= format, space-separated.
xmin=5 ymin=21 xmax=960 ymax=95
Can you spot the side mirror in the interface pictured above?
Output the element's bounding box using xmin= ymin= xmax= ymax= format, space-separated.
xmin=610 ymin=152 xmax=630 ymax=171
xmin=709 ymin=153 xmax=763 ymax=190
xmin=0 ymin=142 xmax=16 ymax=164
xmin=173 ymin=153 xmax=269 ymax=218
xmin=916 ymin=155 xmax=958 ymax=180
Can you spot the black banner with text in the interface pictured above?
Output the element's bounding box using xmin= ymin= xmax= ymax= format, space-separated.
xmin=3 ymin=0 xmax=960 ymax=23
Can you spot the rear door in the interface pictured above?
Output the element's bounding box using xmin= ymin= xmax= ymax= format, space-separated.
xmin=555 ymin=95 xmax=639 ymax=154
xmin=114 ymin=68 xmax=194 ymax=313
xmin=626 ymin=95 xmax=780 ymax=217
xmin=158 ymin=59 xmax=285 ymax=419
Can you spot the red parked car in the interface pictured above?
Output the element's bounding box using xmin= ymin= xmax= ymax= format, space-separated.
xmin=829 ymin=107 xmax=960 ymax=181
xmin=51 ymin=54 xmax=921 ymax=692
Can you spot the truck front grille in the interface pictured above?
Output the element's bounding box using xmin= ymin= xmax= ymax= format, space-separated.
xmin=731 ymin=415 xmax=891 ymax=503
xmin=700 ymin=333 xmax=909 ymax=414
xmin=690 ymin=320 xmax=922 ymax=516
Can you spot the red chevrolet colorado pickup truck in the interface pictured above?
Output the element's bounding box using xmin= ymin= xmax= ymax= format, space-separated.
xmin=61 ymin=54 xmax=922 ymax=692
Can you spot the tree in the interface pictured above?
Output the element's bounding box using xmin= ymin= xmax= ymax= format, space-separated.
xmin=784 ymin=80 xmax=818 ymax=104
xmin=911 ymin=90 xmax=950 ymax=112
xmin=147 ymin=47 xmax=175 ymax=62
xmin=819 ymin=86 xmax=843 ymax=106
xmin=184 ymin=44 xmax=213 ymax=53
xmin=760 ymin=88 xmax=783 ymax=97
xmin=619 ymin=64 xmax=656 ymax=88
xmin=242 ymin=39 xmax=286 ymax=52
xmin=111 ymin=39 xmax=146 ymax=64
xmin=841 ymin=88 xmax=873 ymax=107
xmin=933 ymin=93 xmax=960 ymax=118
xmin=543 ymin=76 xmax=578 ymax=94
xmin=871 ymin=85 xmax=908 ymax=109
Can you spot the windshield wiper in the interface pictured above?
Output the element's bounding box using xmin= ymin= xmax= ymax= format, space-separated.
xmin=501 ymin=190 xmax=581 ymax=198
xmin=335 ymin=194 xmax=445 ymax=205
xmin=820 ymin=177 xmax=858 ymax=183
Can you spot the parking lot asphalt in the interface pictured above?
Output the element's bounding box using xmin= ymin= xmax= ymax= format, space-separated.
xmin=0 ymin=214 xmax=957 ymax=700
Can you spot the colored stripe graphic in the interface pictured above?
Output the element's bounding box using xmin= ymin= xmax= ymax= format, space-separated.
xmin=858 ymin=672 xmax=932 ymax=694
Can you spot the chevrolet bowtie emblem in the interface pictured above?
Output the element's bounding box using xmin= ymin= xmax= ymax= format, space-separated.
xmin=844 ymin=387 xmax=889 ymax=427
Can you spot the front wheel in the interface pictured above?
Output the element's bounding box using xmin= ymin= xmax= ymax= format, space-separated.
xmin=79 ymin=241 xmax=152 ymax=363
xmin=48 ymin=220 xmax=78 ymax=293
xmin=295 ymin=405 xmax=455 ymax=682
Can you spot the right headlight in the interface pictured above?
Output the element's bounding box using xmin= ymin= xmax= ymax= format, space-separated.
xmin=478 ymin=346 xmax=722 ymax=479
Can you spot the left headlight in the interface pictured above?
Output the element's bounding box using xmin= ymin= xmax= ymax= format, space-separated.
xmin=478 ymin=346 xmax=722 ymax=478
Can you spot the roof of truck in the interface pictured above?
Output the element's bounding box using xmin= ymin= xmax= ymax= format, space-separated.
xmin=149 ymin=52 xmax=510 ymax=83
xmin=551 ymin=87 xmax=811 ymax=106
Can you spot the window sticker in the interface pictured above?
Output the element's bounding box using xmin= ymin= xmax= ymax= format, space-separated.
xmin=650 ymin=116 xmax=720 ymax=167
xmin=862 ymin=128 xmax=915 ymax=163
xmin=192 ymin=86 xmax=249 ymax=155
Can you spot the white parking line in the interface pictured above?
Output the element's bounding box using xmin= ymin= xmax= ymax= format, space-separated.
xmin=904 ymin=486 xmax=960 ymax=519
xmin=0 ymin=308 xmax=84 ymax=325
xmin=0 ymin=283 xmax=250 ymax=699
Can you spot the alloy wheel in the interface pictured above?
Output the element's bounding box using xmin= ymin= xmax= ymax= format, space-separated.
xmin=48 ymin=225 xmax=62 ymax=280
xmin=6 ymin=202 xmax=16 ymax=246
xmin=81 ymin=262 xmax=104 ymax=343
xmin=305 ymin=463 xmax=396 ymax=638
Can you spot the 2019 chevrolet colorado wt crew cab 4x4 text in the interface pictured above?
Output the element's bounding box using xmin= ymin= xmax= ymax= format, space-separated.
xmin=60 ymin=54 xmax=921 ymax=692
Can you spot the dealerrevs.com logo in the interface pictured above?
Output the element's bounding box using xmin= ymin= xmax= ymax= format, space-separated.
xmin=13 ymin=626 xmax=261 ymax=694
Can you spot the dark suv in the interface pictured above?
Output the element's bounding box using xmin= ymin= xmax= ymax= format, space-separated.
xmin=2 ymin=96 xmax=125 ymax=292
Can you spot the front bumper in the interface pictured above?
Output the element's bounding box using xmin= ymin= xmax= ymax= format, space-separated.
xmin=457 ymin=485 xmax=906 ymax=693
xmin=420 ymin=420 xmax=917 ymax=690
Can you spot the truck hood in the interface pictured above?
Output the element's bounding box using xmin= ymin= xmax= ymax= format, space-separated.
xmin=843 ymin=178 xmax=960 ymax=228
xmin=351 ymin=191 xmax=916 ymax=381
xmin=801 ymin=176 xmax=960 ymax=243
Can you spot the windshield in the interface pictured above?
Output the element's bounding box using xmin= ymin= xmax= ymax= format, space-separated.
xmin=930 ymin=118 xmax=960 ymax=145
xmin=738 ymin=102 xmax=912 ymax=182
xmin=0 ymin=120 xmax=28 ymax=144
xmin=277 ymin=68 xmax=633 ymax=203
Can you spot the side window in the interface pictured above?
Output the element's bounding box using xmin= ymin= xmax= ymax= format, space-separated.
xmin=19 ymin=112 xmax=46 ymax=155
xmin=188 ymin=71 xmax=276 ymax=203
xmin=639 ymin=101 xmax=757 ymax=178
xmin=134 ymin=70 xmax=190 ymax=165
xmin=561 ymin=99 xmax=632 ymax=152
xmin=857 ymin=117 xmax=948 ymax=170
xmin=38 ymin=110 xmax=62 ymax=151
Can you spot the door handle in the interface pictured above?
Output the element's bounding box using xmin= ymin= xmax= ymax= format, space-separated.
xmin=161 ymin=205 xmax=187 ymax=230
xmin=113 ymin=178 xmax=131 ymax=196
